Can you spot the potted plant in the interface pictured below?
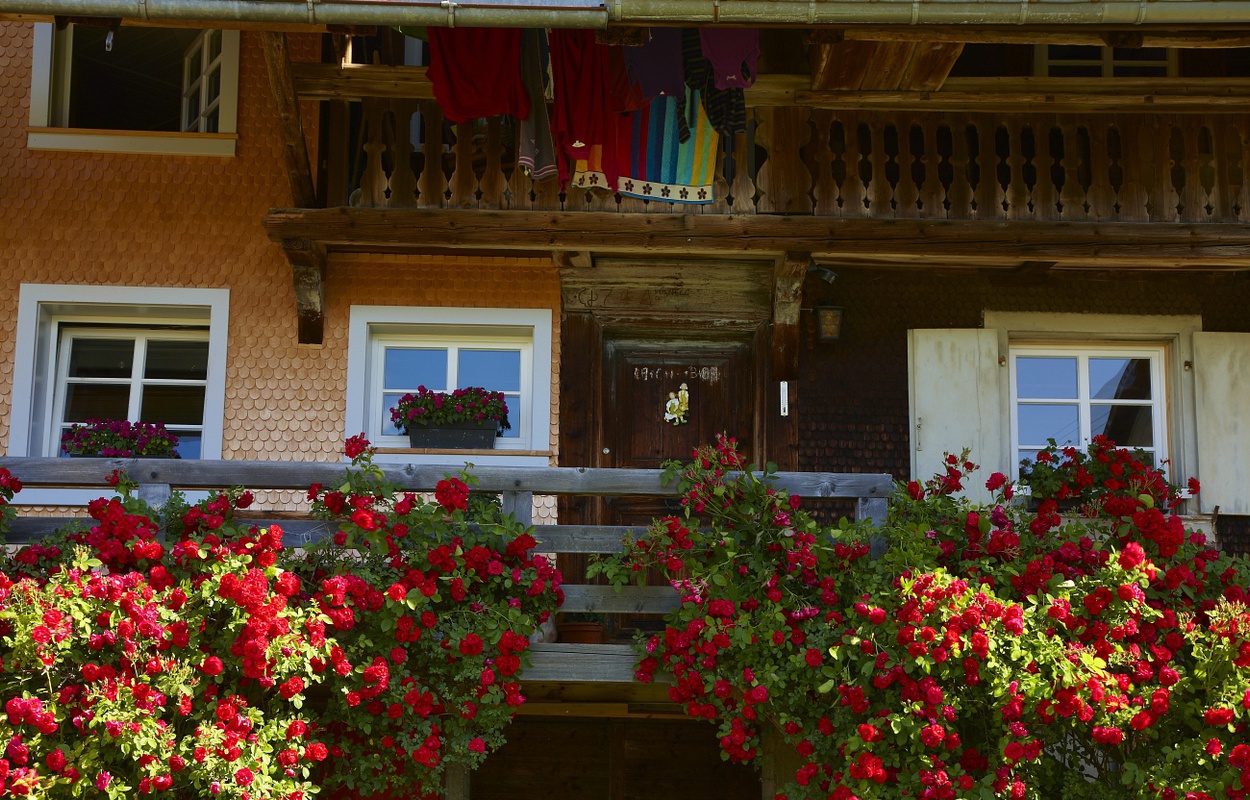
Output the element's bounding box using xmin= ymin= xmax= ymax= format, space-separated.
xmin=555 ymin=612 xmax=608 ymax=644
xmin=59 ymin=418 xmax=181 ymax=458
xmin=390 ymin=386 xmax=510 ymax=449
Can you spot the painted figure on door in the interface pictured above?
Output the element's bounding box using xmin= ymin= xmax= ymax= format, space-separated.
xmin=664 ymin=384 xmax=689 ymax=425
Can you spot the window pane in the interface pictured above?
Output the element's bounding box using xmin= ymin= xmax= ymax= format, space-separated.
xmin=171 ymin=431 xmax=202 ymax=459
xmin=1049 ymin=44 xmax=1101 ymax=60
xmin=1018 ymin=403 xmax=1080 ymax=447
xmin=382 ymin=393 xmax=406 ymax=436
xmin=458 ymin=350 xmax=521 ymax=392
xmin=208 ymin=30 xmax=222 ymax=61
xmin=384 ymin=348 xmax=446 ymax=391
xmin=1092 ymin=404 xmax=1153 ymax=447
xmin=206 ymin=69 xmax=221 ymax=103
xmin=141 ymin=386 xmax=206 ymax=425
xmin=1016 ymin=357 xmax=1077 ymax=399
xmin=187 ymin=47 xmax=203 ymax=81
xmin=68 ymin=339 xmax=133 ymax=379
xmin=205 ymin=109 xmax=219 ymax=133
xmin=1049 ymin=64 xmax=1103 ymax=78
xmin=185 ymin=89 xmax=201 ymax=130
xmin=1089 ymin=357 xmax=1151 ymax=400
xmin=1113 ymin=47 xmax=1168 ymax=61
xmin=1116 ymin=65 xmax=1169 ymax=78
xmin=145 ymin=340 xmax=209 ymax=380
xmin=65 ymin=384 xmax=130 ymax=421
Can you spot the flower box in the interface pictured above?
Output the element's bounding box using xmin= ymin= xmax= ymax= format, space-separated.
xmin=406 ymin=420 xmax=499 ymax=450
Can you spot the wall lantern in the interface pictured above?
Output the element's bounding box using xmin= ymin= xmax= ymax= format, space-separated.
xmin=814 ymin=306 xmax=845 ymax=341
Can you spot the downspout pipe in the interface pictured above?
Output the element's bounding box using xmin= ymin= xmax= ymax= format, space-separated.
xmin=7 ymin=0 xmax=1250 ymax=28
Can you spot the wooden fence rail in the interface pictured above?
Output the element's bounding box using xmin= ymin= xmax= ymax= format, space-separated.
xmin=0 ymin=457 xmax=892 ymax=683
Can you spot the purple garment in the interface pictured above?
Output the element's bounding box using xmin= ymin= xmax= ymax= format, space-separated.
xmin=698 ymin=28 xmax=759 ymax=90
xmin=622 ymin=27 xmax=685 ymax=100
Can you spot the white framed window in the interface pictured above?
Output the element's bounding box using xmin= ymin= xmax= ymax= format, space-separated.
xmin=1034 ymin=44 xmax=1177 ymax=78
xmin=182 ymin=30 xmax=227 ymax=134
xmin=27 ymin=23 xmax=239 ymax=156
xmin=9 ymin=285 xmax=230 ymax=504
xmin=346 ymin=306 xmax=553 ymax=467
xmin=52 ymin=329 xmax=211 ymax=459
xmin=1010 ymin=345 xmax=1168 ymax=476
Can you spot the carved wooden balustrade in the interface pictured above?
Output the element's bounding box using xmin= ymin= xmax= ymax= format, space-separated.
xmin=339 ymin=101 xmax=1250 ymax=223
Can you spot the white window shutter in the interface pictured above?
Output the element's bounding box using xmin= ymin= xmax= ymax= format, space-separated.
xmin=908 ymin=329 xmax=1007 ymax=505
xmin=1193 ymin=332 xmax=1250 ymax=514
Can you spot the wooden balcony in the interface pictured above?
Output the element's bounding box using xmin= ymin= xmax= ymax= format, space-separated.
xmin=318 ymin=83 xmax=1250 ymax=225
xmin=0 ymin=456 xmax=892 ymax=684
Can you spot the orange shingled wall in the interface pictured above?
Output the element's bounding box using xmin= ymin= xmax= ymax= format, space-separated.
xmin=0 ymin=24 xmax=564 ymax=490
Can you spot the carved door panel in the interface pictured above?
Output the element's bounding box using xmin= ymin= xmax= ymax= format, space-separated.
xmin=602 ymin=338 xmax=755 ymax=473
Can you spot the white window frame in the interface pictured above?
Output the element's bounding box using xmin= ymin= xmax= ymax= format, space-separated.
xmin=1033 ymin=44 xmax=1178 ymax=79
xmin=51 ymin=328 xmax=211 ymax=457
xmin=1009 ymin=344 xmax=1169 ymax=479
xmin=984 ymin=312 xmax=1201 ymax=490
xmin=27 ymin=23 xmax=239 ymax=156
xmin=181 ymin=29 xmax=226 ymax=133
xmin=346 ymin=306 xmax=553 ymax=468
xmin=9 ymin=284 xmax=230 ymax=505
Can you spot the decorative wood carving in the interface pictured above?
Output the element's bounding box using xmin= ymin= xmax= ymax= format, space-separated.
xmin=772 ymin=252 xmax=807 ymax=380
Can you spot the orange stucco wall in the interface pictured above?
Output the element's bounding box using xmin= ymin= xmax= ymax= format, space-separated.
xmin=0 ymin=24 xmax=564 ymax=481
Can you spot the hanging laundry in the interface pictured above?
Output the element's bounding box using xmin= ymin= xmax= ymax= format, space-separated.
xmin=549 ymin=29 xmax=628 ymax=188
xmin=572 ymin=89 xmax=720 ymax=205
xmin=427 ymin=27 xmax=529 ymax=124
xmin=518 ymin=29 xmax=557 ymax=181
xmin=622 ymin=27 xmax=685 ymax=101
xmin=681 ymin=28 xmax=746 ymax=140
xmin=698 ymin=28 xmax=760 ymax=90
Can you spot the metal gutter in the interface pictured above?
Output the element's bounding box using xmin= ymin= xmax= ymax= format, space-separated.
xmin=6 ymin=0 xmax=1250 ymax=28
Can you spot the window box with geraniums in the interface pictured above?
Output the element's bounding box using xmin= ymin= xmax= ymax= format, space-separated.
xmin=60 ymin=418 xmax=181 ymax=458
xmin=390 ymin=386 xmax=510 ymax=449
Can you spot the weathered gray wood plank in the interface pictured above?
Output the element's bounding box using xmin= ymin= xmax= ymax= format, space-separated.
xmin=0 ymin=458 xmax=893 ymax=499
xmin=559 ymin=585 xmax=679 ymax=615
xmin=522 ymin=643 xmax=655 ymax=683
xmin=532 ymin=525 xmax=644 ymax=553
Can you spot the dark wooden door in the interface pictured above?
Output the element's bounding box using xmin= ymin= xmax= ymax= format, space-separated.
xmin=601 ymin=337 xmax=755 ymax=472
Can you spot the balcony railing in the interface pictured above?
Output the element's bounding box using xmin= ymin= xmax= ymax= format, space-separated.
xmin=0 ymin=457 xmax=892 ymax=683
xmin=333 ymin=102 xmax=1250 ymax=223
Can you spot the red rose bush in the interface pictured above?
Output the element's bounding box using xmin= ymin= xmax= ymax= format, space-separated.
xmin=592 ymin=434 xmax=1250 ymax=800
xmin=0 ymin=437 xmax=561 ymax=799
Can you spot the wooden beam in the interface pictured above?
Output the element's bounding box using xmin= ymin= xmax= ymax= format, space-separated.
xmin=292 ymin=62 xmax=435 ymax=101
xmin=792 ymin=87 xmax=1250 ymax=113
xmin=772 ymin=252 xmax=807 ymax=380
xmin=810 ymin=41 xmax=878 ymax=91
xmin=281 ymin=238 xmax=327 ymax=345
xmin=858 ymin=42 xmax=919 ymax=90
xmin=832 ymin=26 xmax=1250 ymax=48
xmin=261 ymin=32 xmax=317 ymax=209
xmin=290 ymin=63 xmax=1250 ymax=113
xmin=264 ymin=207 xmax=1250 ymax=267
xmin=898 ymin=42 xmax=965 ymax=91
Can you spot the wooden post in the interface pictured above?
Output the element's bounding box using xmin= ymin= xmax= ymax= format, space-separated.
xmin=260 ymin=32 xmax=318 ymax=209
xmin=771 ymin=252 xmax=807 ymax=381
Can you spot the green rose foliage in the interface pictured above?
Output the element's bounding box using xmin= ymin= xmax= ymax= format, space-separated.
xmin=592 ymin=434 xmax=1250 ymax=800
xmin=0 ymin=437 xmax=561 ymax=799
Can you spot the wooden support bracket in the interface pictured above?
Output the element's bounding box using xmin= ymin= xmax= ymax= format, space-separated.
xmin=282 ymin=238 xmax=328 ymax=345
xmin=553 ymin=250 xmax=594 ymax=270
xmin=772 ymin=252 xmax=808 ymax=380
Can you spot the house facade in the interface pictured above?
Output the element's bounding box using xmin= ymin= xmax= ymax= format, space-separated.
xmin=2 ymin=7 xmax=1250 ymax=797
